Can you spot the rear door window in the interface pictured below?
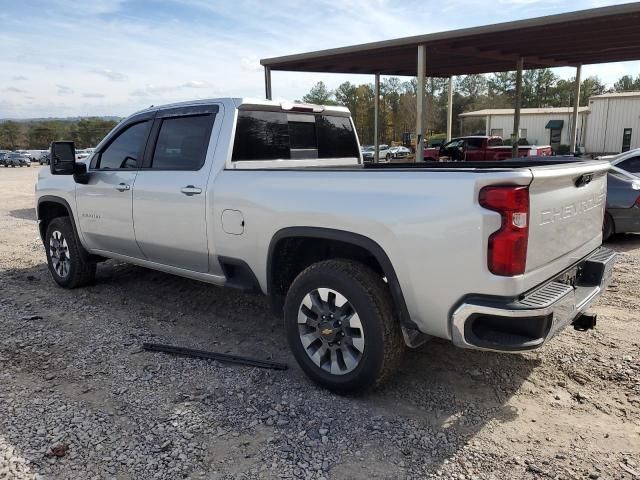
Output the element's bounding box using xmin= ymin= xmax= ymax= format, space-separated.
xmin=317 ymin=116 xmax=359 ymax=158
xmin=231 ymin=110 xmax=358 ymax=161
xmin=150 ymin=115 xmax=213 ymax=170
xmin=231 ymin=111 xmax=290 ymax=161
xmin=466 ymin=138 xmax=484 ymax=150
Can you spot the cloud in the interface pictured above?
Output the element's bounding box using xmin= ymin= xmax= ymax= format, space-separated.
xmin=182 ymin=80 xmax=209 ymax=88
xmin=0 ymin=0 xmax=637 ymax=118
xmin=56 ymin=84 xmax=74 ymax=95
xmin=130 ymin=81 xmax=211 ymax=97
xmin=11 ymin=75 xmax=28 ymax=81
xmin=92 ymin=68 xmax=126 ymax=81
xmin=83 ymin=93 xmax=105 ymax=98
xmin=6 ymin=86 xmax=26 ymax=93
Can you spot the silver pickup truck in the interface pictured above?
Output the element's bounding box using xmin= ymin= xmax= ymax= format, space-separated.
xmin=36 ymin=98 xmax=616 ymax=393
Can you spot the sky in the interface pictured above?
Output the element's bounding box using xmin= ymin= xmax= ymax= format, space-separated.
xmin=0 ymin=0 xmax=639 ymax=119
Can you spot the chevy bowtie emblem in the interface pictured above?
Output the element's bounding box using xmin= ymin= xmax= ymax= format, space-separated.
xmin=321 ymin=328 xmax=333 ymax=336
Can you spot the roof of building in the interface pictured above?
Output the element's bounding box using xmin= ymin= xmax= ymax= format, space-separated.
xmin=460 ymin=107 xmax=590 ymax=117
xmin=261 ymin=4 xmax=640 ymax=77
xmin=590 ymin=91 xmax=640 ymax=99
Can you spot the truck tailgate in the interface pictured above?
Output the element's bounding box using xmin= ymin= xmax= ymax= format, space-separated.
xmin=526 ymin=160 xmax=609 ymax=272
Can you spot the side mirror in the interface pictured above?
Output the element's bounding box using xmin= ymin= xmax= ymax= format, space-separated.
xmin=50 ymin=141 xmax=76 ymax=175
xmin=73 ymin=162 xmax=90 ymax=184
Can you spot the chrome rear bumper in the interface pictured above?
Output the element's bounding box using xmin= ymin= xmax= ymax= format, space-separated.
xmin=451 ymin=247 xmax=616 ymax=352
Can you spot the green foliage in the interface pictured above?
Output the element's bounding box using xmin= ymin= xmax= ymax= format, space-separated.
xmin=301 ymin=81 xmax=337 ymax=105
xmin=0 ymin=121 xmax=22 ymax=150
xmin=299 ymin=70 xmax=630 ymax=145
xmin=613 ymin=75 xmax=640 ymax=92
xmin=0 ymin=118 xmax=118 ymax=150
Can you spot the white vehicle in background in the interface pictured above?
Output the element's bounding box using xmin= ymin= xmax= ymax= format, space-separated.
xmin=15 ymin=150 xmax=35 ymax=162
xmin=75 ymin=148 xmax=96 ymax=161
xmin=386 ymin=145 xmax=410 ymax=161
xmin=361 ymin=144 xmax=392 ymax=162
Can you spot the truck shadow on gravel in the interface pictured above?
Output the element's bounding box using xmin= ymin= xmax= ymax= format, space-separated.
xmin=604 ymin=232 xmax=640 ymax=252
xmin=6 ymin=257 xmax=542 ymax=477
xmin=8 ymin=207 xmax=37 ymax=221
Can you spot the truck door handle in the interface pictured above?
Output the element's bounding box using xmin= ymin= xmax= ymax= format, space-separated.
xmin=180 ymin=185 xmax=202 ymax=196
xmin=116 ymin=183 xmax=130 ymax=192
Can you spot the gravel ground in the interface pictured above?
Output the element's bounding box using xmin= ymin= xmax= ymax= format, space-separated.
xmin=0 ymin=166 xmax=638 ymax=480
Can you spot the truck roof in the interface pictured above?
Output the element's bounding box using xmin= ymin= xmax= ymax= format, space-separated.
xmin=133 ymin=98 xmax=351 ymax=117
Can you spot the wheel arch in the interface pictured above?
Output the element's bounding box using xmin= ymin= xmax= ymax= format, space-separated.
xmin=37 ymin=196 xmax=79 ymax=244
xmin=267 ymin=227 xmax=415 ymax=330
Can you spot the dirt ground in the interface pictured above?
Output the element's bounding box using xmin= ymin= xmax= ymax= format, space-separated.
xmin=0 ymin=166 xmax=638 ymax=480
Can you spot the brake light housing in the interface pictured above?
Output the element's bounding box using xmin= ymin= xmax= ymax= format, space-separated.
xmin=479 ymin=186 xmax=530 ymax=276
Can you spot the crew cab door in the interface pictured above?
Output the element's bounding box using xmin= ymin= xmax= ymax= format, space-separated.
xmin=132 ymin=105 xmax=218 ymax=272
xmin=77 ymin=117 xmax=152 ymax=257
xmin=464 ymin=138 xmax=486 ymax=161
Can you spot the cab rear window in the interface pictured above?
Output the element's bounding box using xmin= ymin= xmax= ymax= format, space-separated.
xmin=231 ymin=110 xmax=358 ymax=161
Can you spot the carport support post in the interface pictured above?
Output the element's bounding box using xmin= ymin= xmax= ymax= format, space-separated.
xmin=374 ymin=73 xmax=380 ymax=162
xmin=570 ymin=64 xmax=582 ymax=153
xmin=512 ymin=57 xmax=524 ymax=159
xmin=264 ymin=66 xmax=272 ymax=100
xmin=447 ymin=76 xmax=453 ymax=141
xmin=416 ymin=44 xmax=426 ymax=162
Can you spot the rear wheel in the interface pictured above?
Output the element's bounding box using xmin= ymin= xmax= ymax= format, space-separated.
xmin=284 ymin=259 xmax=404 ymax=394
xmin=45 ymin=217 xmax=96 ymax=288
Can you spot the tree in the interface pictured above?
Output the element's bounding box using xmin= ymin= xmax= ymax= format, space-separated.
xmin=72 ymin=118 xmax=118 ymax=148
xmin=0 ymin=121 xmax=23 ymax=150
xmin=334 ymin=82 xmax=358 ymax=115
xmin=301 ymin=81 xmax=336 ymax=105
xmin=613 ymin=74 xmax=640 ymax=92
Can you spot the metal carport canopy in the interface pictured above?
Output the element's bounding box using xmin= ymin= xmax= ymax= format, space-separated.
xmin=260 ymin=3 xmax=640 ymax=160
xmin=260 ymin=3 xmax=640 ymax=76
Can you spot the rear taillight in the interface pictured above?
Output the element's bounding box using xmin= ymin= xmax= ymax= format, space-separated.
xmin=479 ymin=186 xmax=530 ymax=276
xmin=635 ymin=196 xmax=640 ymax=207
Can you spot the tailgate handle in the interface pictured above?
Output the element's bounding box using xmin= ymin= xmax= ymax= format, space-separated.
xmin=575 ymin=173 xmax=593 ymax=188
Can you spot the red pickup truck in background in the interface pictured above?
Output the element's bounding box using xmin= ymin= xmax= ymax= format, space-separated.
xmin=423 ymin=136 xmax=553 ymax=161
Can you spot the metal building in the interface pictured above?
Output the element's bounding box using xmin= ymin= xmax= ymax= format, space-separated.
xmin=459 ymin=107 xmax=589 ymax=150
xmin=585 ymin=92 xmax=640 ymax=154
xmin=459 ymin=92 xmax=640 ymax=154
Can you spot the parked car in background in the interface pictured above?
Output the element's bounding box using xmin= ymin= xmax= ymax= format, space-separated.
xmin=515 ymin=155 xmax=640 ymax=240
xmin=603 ymin=168 xmax=640 ymax=239
xmin=15 ymin=150 xmax=34 ymax=161
xmin=40 ymin=151 xmax=51 ymax=165
xmin=3 ymin=153 xmax=31 ymax=167
xmin=361 ymin=145 xmax=375 ymax=163
xmin=360 ymin=144 xmax=391 ymax=162
xmin=75 ymin=149 xmax=95 ymax=161
xmin=0 ymin=152 xmax=8 ymax=166
xmin=423 ymin=136 xmax=552 ymax=162
xmin=599 ymin=148 xmax=640 ymax=177
xmin=386 ymin=145 xmax=410 ymax=161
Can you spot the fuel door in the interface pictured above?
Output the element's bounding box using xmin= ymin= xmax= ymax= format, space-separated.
xmin=221 ymin=209 xmax=244 ymax=235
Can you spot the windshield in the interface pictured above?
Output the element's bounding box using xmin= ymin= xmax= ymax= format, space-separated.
xmin=442 ymin=139 xmax=464 ymax=149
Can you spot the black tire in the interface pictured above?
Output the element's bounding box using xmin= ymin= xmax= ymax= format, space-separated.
xmin=284 ymin=259 xmax=404 ymax=394
xmin=603 ymin=213 xmax=615 ymax=241
xmin=45 ymin=216 xmax=96 ymax=288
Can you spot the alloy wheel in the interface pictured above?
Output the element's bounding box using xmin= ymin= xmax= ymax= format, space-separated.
xmin=49 ymin=230 xmax=71 ymax=278
xmin=297 ymin=288 xmax=365 ymax=375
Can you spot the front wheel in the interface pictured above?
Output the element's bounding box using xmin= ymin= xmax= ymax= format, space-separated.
xmin=284 ymin=259 xmax=404 ymax=394
xmin=45 ymin=217 xmax=96 ymax=288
